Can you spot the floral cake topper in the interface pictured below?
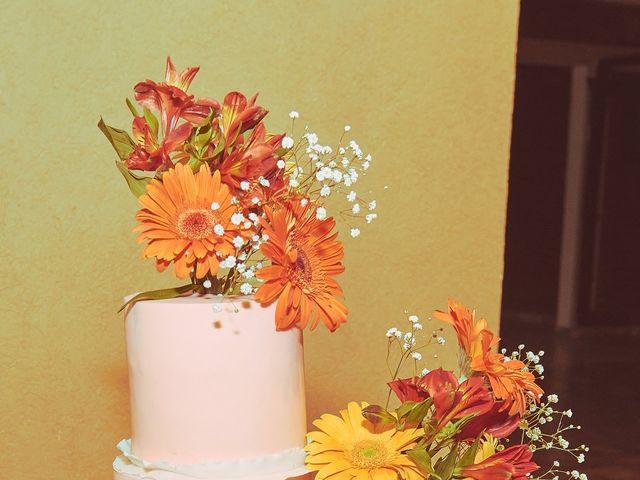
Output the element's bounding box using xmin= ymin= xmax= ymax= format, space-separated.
xmin=100 ymin=57 xmax=377 ymax=331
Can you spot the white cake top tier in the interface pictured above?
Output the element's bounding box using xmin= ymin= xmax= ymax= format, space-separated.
xmin=125 ymin=295 xmax=306 ymax=465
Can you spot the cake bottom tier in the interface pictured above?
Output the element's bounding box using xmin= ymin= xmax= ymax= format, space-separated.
xmin=113 ymin=440 xmax=309 ymax=480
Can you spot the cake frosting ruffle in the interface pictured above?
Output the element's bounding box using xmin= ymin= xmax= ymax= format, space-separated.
xmin=113 ymin=440 xmax=309 ymax=480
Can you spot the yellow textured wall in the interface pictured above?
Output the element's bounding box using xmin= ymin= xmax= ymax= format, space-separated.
xmin=0 ymin=1 xmax=519 ymax=477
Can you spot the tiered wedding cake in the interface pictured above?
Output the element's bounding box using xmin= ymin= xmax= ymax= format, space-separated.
xmin=101 ymin=57 xmax=372 ymax=480
xmin=113 ymin=296 xmax=307 ymax=479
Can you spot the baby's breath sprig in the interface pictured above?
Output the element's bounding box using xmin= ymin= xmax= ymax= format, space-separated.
xmin=502 ymin=344 xmax=589 ymax=480
xmin=282 ymin=114 xmax=378 ymax=237
xmin=383 ymin=312 xmax=444 ymax=408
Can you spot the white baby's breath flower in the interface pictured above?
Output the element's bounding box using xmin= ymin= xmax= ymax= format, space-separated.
xmin=240 ymin=181 xmax=250 ymax=191
xmin=421 ymin=368 xmax=430 ymax=376
xmin=352 ymin=204 xmax=361 ymax=214
xmin=210 ymin=202 xmax=220 ymax=211
xmin=366 ymin=213 xmax=377 ymax=224
xmin=300 ymin=198 xmax=309 ymax=206
xmin=214 ymin=224 xmax=224 ymax=236
xmin=411 ymin=352 xmax=422 ymax=361
xmin=243 ymin=269 xmax=255 ymax=279
xmin=320 ymin=184 xmax=331 ymax=197
xmin=386 ymin=327 xmax=398 ymax=338
xmin=368 ymin=200 xmax=377 ymax=210
xmin=251 ymin=197 xmax=260 ymax=205
xmin=203 ymin=279 xmax=212 ymax=289
xmin=277 ymin=159 xmax=286 ymax=169
xmin=236 ymin=263 xmax=246 ymax=273
xmin=316 ymin=207 xmax=327 ymax=220
xmin=414 ymin=323 xmax=423 ymax=330
xmin=362 ymin=161 xmax=370 ymax=170
xmin=289 ymin=178 xmax=299 ymax=187
xmin=344 ymin=125 xmax=351 ymax=132
xmin=220 ymin=255 xmax=236 ymax=269
xmin=408 ymin=315 xmax=419 ymax=323
xmin=350 ymin=228 xmax=360 ymax=238
xmin=231 ymin=213 xmax=244 ymax=225
xmin=233 ymin=236 xmax=245 ymax=248
xmin=282 ymin=136 xmax=294 ymax=149
xmin=212 ymin=304 xmax=223 ymax=313
xmin=259 ymin=177 xmax=270 ymax=187
xmin=240 ymin=283 xmax=253 ymax=295
xmin=347 ymin=191 xmax=357 ymax=202
xmin=289 ymin=110 xmax=299 ymax=119
xmin=306 ymin=132 xmax=318 ymax=145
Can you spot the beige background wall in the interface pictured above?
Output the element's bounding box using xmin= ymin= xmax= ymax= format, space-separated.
xmin=0 ymin=1 xmax=519 ymax=478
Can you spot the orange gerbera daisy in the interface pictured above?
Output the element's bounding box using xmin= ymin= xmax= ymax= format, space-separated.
xmin=435 ymin=300 xmax=543 ymax=416
xmin=472 ymin=331 xmax=544 ymax=417
xmin=433 ymin=299 xmax=495 ymax=360
xmin=134 ymin=163 xmax=245 ymax=280
xmin=255 ymin=200 xmax=347 ymax=331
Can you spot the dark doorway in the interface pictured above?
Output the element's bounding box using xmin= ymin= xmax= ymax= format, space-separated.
xmin=579 ymin=57 xmax=640 ymax=326
xmin=501 ymin=65 xmax=571 ymax=327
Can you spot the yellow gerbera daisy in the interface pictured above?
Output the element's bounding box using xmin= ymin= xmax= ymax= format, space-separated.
xmin=305 ymin=402 xmax=423 ymax=480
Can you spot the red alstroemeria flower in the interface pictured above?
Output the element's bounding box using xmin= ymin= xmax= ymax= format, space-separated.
xmin=456 ymin=401 xmax=520 ymax=441
xmin=127 ymin=57 xmax=220 ymax=172
xmin=388 ymin=376 xmax=429 ymax=403
xmin=389 ymin=369 xmax=494 ymax=430
xmin=220 ymin=92 xmax=268 ymax=146
xmin=218 ymin=123 xmax=285 ymax=199
xmin=134 ymin=57 xmax=219 ymax=138
xmin=461 ymin=444 xmax=539 ymax=480
xmin=420 ymin=369 xmax=493 ymax=428
xmin=164 ymin=56 xmax=199 ymax=92
xmin=126 ymin=115 xmax=192 ymax=171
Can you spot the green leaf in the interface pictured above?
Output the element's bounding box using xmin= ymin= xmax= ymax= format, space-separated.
xmin=434 ymin=442 xmax=459 ymax=480
xmin=119 ymin=284 xmax=199 ymax=313
xmin=397 ymin=401 xmax=419 ymax=418
xmin=143 ymin=107 xmax=159 ymax=138
xmin=115 ymin=161 xmax=153 ymax=198
xmin=185 ymin=155 xmax=204 ymax=172
xmin=98 ymin=118 xmax=136 ymax=161
xmin=399 ymin=398 xmax=433 ymax=427
xmin=193 ymin=122 xmax=213 ymax=151
xmin=361 ymin=405 xmax=397 ymax=426
xmin=407 ymin=449 xmax=438 ymax=478
xmin=126 ymin=98 xmax=140 ymax=117
xmin=458 ymin=435 xmax=482 ymax=467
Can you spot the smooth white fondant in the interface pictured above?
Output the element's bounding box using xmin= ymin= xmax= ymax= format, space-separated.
xmin=125 ymin=295 xmax=306 ymax=464
xmin=113 ymin=439 xmax=308 ymax=480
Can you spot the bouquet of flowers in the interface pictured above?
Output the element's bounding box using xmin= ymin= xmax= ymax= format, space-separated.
xmin=99 ymin=58 xmax=377 ymax=331
xmin=305 ymin=300 xmax=589 ymax=480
